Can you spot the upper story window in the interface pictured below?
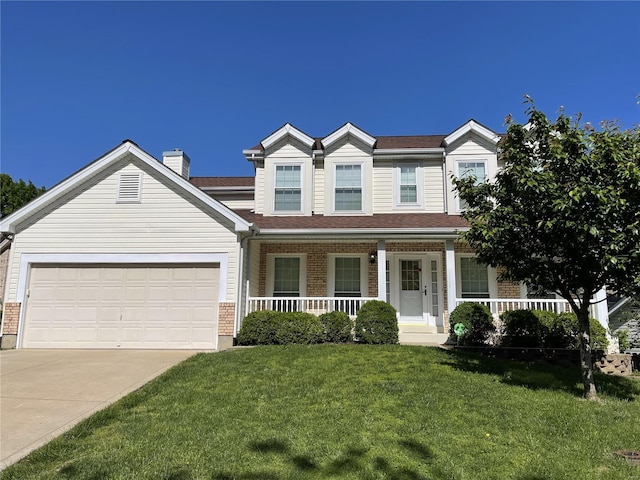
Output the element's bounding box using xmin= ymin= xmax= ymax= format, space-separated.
xmin=457 ymin=160 xmax=486 ymax=210
xmin=274 ymin=165 xmax=301 ymax=212
xmin=393 ymin=162 xmax=423 ymax=208
xmin=400 ymin=165 xmax=418 ymax=203
xmin=335 ymin=164 xmax=362 ymax=211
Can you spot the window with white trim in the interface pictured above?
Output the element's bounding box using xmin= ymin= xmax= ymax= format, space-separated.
xmin=335 ymin=164 xmax=362 ymax=211
xmin=273 ymin=257 xmax=300 ymax=297
xmin=459 ymin=257 xmax=490 ymax=298
xmin=456 ymin=161 xmax=486 ymax=210
xmin=334 ymin=257 xmax=362 ymax=297
xmin=399 ymin=164 xmax=418 ymax=203
xmin=274 ymin=165 xmax=302 ymax=212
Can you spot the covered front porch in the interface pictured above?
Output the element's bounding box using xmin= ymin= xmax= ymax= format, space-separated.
xmin=241 ymin=238 xmax=595 ymax=344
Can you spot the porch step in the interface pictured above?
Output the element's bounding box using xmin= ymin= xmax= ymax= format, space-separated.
xmin=398 ymin=324 xmax=450 ymax=346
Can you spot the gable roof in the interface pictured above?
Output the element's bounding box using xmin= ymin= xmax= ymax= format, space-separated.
xmin=190 ymin=177 xmax=255 ymax=188
xmin=261 ymin=123 xmax=315 ymax=150
xmin=444 ymin=119 xmax=500 ymax=146
xmin=322 ymin=122 xmax=376 ymax=149
xmin=0 ymin=141 xmax=254 ymax=234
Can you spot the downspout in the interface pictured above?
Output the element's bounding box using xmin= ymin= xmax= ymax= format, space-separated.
xmin=442 ymin=151 xmax=448 ymax=214
xmin=0 ymin=234 xmax=15 ymax=339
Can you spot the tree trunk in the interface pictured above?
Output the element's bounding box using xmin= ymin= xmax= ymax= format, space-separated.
xmin=576 ymin=308 xmax=598 ymax=400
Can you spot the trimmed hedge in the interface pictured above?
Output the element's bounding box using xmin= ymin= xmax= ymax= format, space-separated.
xmin=238 ymin=310 xmax=343 ymax=345
xmin=318 ymin=310 xmax=353 ymax=343
xmin=237 ymin=310 xmax=281 ymax=345
xmin=449 ymin=302 xmax=496 ymax=346
xmin=354 ymin=300 xmax=398 ymax=344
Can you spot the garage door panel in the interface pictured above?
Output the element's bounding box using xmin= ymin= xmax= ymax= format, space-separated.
xmin=23 ymin=264 xmax=219 ymax=349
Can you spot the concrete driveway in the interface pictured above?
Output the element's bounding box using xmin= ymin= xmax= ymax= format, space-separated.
xmin=0 ymin=349 xmax=196 ymax=469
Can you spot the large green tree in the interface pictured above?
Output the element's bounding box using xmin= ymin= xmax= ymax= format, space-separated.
xmin=454 ymin=99 xmax=640 ymax=400
xmin=0 ymin=174 xmax=46 ymax=218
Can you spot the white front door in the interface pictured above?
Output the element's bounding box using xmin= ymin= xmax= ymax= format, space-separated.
xmin=395 ymin=254 xmax=442 ymax=326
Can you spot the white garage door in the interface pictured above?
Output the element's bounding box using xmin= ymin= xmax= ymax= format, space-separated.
xmin=22 ymin=264 xmax=219 ymax=349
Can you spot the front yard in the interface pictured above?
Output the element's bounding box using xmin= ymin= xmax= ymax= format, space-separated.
xmin=4 ymin=345 xmax=639 ymax=479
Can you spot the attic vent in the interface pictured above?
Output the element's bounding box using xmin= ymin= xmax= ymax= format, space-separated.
xmin=117 ymin=173 xmax=142 ymax=203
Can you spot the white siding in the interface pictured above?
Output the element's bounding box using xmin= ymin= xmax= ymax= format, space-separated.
xmin=263 ymin=142 xmax=313 ymax=216
xmin=445 ymin=133 xmax=499 ymax=214
xmin=424 ymin=160 xmax=445 ymax=212
xmin=324 ymin=139 xmax=374 ymax=215
xmin=254 ymin=165 xmax=265 ymax=214
xmin=373 ymin=159 xmax=444 ymax=213
xmin=373 ymin=160 xmax=393 ymax=212
xmin=6 ymin=156 xmax=240 ymax=303
xmin=313 ymin=160 xmax=325 ymax=215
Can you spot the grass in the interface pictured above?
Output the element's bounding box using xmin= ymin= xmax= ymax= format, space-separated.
xmin=4 ymin=345 xmax=640 ymax=480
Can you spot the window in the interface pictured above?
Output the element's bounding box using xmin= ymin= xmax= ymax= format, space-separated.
xmin=334 ymin=257 xmax=361 ymax=297
xmin=460 ymin=257 xmax=489 ymax=298
xmin=335 ymin=164 xmax=362 ymax=211
xmin=399 ymin=165 xmax=418 ymax=203
xmin=274 ymin=165 xmax=301 ymax=211
xmin=273 ymin=257 xmax=300 ymax=297
xmin=457 ymin=161 xmax=486 ymax=210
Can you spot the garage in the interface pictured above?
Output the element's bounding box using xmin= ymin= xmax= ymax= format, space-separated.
xmin=22 ymin=264 xmax=220 ymax=349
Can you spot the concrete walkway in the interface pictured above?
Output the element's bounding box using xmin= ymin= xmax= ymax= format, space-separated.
xmin=0 ymin=349 xmax=196 ymax=469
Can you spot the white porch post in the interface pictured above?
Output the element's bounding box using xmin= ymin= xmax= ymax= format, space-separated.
xmin=593 ymin=287 xmax=609 ymax=329
xmin=445 ymin=240 xmax=457 ymax=319
xmin=377 ymin=240 xmax=386 ymax=301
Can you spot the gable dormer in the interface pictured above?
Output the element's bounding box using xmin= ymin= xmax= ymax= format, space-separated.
xmin=321 ymin=123 xmax=376 ymax=216
xmin=444 ymin=120 xmax=500 ymax=214
xmin=251 ymin=124 xmax=315 ymax=216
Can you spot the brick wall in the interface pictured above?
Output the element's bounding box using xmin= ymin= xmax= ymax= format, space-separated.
xmin=259 ymin=242 xmax=379 ymax=297
xmin=0 ymin=247 xmax=9 ymax=304
xmin=218 ymin=302 xmax=235 ymax=336
xmin=2 ymin=302 xmax=21 ymax=335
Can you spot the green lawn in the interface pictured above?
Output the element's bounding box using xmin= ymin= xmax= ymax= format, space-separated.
xmin=4 ymin=345 xmax=639 ymax=480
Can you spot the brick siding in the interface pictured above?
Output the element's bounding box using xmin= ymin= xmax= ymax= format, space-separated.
xmin=218 ymin=302 xmax=235 ymax=336
xmin=2 ymin=302 xmax=21 ymax=335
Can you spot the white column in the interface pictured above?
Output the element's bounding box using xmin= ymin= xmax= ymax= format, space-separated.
xmin=445 ymin=240 xmax=457 ymax=318
xmin=593 ymin=287 xmax=609 ymax=329
xmin=377 ymin=240 xmax=386 ymax=301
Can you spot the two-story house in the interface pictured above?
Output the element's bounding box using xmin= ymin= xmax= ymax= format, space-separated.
xmin=0 ymin=120 xmax=609 ymax=350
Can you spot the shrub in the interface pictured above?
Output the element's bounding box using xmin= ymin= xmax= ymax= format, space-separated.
xmin=237 ymin=310 xmax=281 ymax=345
xmin=496 ymin=310 xmax=609 ymax=351
xmin=449 ymin=302 xmax=495 ymax=346
xmin=238 ymin=310 xmax=323 ymax=345
xmin=501 ymin=309 xmax=548 ymax=348
xmin=615 ymin=329 xmax=631 ymax=352
xmin=355 ymin=300 xmax=398 ymax=344
xmin=319 ymin=311 xmax=353 ymax=343
xmin=276 ymin=312 xmax=324 ymax=345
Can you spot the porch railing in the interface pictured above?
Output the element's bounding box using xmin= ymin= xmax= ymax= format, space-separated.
xmin=246 ymin=296 xmax=378 ymax=317
xmin=456 ymin=298 xmax=572 ymax=316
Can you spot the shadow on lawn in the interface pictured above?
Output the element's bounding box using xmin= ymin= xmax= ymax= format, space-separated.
xmin=210 ymin=437 xmax=448 ymax=480
xmin=440 ymin=348 xmax=639 ymax=401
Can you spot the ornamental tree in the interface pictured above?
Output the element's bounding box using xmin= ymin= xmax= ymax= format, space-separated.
xmin=0 ymin=173 xmax=46 ymax=218
xmin=453 ymin=98 xmax=640 ymax=400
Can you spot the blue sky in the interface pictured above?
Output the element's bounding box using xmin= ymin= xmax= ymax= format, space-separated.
xmin=2 ymin=1 xmax=639 ymax=188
